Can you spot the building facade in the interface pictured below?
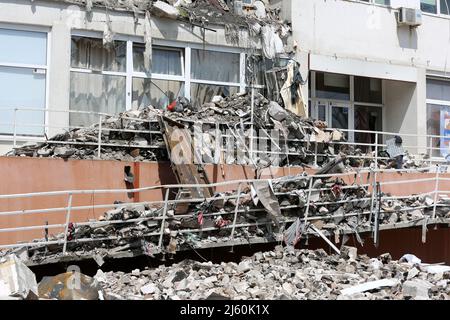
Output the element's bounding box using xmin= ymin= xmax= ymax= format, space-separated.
xmin=0 ymin=0 xmax=449 ymax=159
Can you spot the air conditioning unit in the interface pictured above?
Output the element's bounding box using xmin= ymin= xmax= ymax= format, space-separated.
xmin=397 ymin=7 xmax=422 ymax=27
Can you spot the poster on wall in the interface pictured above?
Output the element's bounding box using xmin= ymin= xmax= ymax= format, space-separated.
xmin=441 ymin=109 xmax=450 ymax=158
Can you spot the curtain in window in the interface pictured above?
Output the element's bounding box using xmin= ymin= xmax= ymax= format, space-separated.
xmin=69 ymin=72 xmax=126 ymax=127
xmin=71 ymin=37 xmax=126 ymax=72
xmin=191 ymin=49 xmax=240 ymax=83
xmin=133 ymin=45 xmax=183 ymax=75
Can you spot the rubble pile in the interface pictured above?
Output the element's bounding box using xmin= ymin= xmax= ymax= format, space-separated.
xmin=8 ymin=92 xmax=351 ymax=167
xmin=8 ymin=108 xmax=167 ymax=162
xmin=96 ymin=247 xmax=450 ymax=300
xmin=7 ymin=173 xmax=449 ymax=264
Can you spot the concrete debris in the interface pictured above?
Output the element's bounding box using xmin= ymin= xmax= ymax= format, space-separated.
xmin=96 ymin=248 xmax=450 ymax=300
xmin=7 ymin=91 xmax=351 ymax=169
xmin=9 ymin=171 xmax=449 ymax=265
xmin=0 ymin=255 xmax=38 ymax=299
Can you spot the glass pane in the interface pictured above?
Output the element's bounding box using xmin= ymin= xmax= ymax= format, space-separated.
xmin=427 ymin=79 xmax=450 ymax=101
xmin=442 ymin=0 xmax=450 ymax=14
xmin=133 ymin=45 xmax=183 ymax=75
xmin=355 ymin=105 xmax=383 ymax=151
xmin=331 ymin=106 xmax=349 ymax=130
xmin=354 ymin=76 xmax=382 ymax=104
xmin=70 ymin=72 xmax=126 ymax=127
xmin=0 ymin=28 xmax=47 ymax=66
xmin=375 ymin=0 xmax=390 ymax=5
xmin=132 ymin=78 xmax=184 ymax=109
xmin=191 ymin=84 xmax=239 ymax=108
xmin=421 ymin=0 xmax=437 ymax=13
xmin=0 ymin=66 xmax=46 ymax=135
xmin=191 ymin=49 xmax=240 ymax=83
xmin=316 ymin=72 xmax=350 ymax=100
xmin=71 ymin=36 xmax=126 ymax=72
xmin=427 ymin=104 xmax=450 ymax=158
xmin=318 ymin=104 xmax=326 ymax=121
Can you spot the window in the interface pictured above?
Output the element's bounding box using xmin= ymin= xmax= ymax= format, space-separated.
xmin=426 ymin=78 xmax=450 ymax=158
xmin=191 ymin=49 xmax=240 ymax=83
xmin=359 ymin=0 xmax=390 ymax=5
xmin=191 ymin=49 xmax=241 ymax=108
xmin=70 ymin=35 xmax=247 ymax=120
xmin=354 ymin=76 xmax=382 ymax=104
xmin=441 ymin=0 xmax=450 ymax=15
xmin=0 ymin=28 xmax=48 ymax=136
xmin=421 ymin=0 xmax=437 ymax=13
xmin=354 ymin=105 xmax=382 ymax=151
xmin=309 ymin=71 xmax=383 ymax=145
xmin=316 ymin=72 xmax=350 ymax=100
xmin=132 ymin=44 xmax=185 ymax=110
xmin=70 ymin=36 xmax=127 ymax=126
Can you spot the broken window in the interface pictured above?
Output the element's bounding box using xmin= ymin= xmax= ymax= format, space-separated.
xmin=354 ymin=76 xmax=382 ymax=104
xmin=132 ymin=78 xmax=184 ymax=109
xmin=71 ymin=36 xmax=126 ymax=72
xmin=70 ymin=36 xmax=127 ymax=127
xmin=0 ymin=28 xmax=47 ymax=136
xmin=191 ymin=84 xmax=239 ymax=109
xmin=70 ymin=72 xmax=126 ymax=127
xmin=316 ymin=72 xmax=350 ymax=101
xmin=191 ymin=49 xmax=240 ymax=83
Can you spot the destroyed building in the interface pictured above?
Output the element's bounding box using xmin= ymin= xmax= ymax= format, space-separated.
xmin=0 ymin=0 xmax=450 ymax=301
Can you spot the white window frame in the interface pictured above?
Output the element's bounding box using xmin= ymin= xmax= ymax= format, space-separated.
xmin=0 ymin=23 xmax=51 ymax=139
xmin=309 ymin=71 xmax=384 ymax=142
xmin=70 ymin=31 xmax=248 ymax=111
xmin=425 ymin=76 xmax=450 ymax=159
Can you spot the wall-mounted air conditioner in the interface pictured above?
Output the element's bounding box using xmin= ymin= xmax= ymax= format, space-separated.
xmin=397 ymin=7 xmax=422 ymax=27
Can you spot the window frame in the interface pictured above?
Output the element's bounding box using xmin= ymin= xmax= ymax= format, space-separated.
xmin=426 ymin=76 xmax=450 ymax=159
xmin=0 ymin=23 xmax=51 ymax=138
xmin=309 ymin=70 xmax=385 ymax=143
xmin=70 ymin=31 xmax=248 ymax=112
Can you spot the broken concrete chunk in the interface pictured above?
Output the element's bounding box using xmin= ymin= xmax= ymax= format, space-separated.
xmin=268 ymin=101 xmax=288 ymax=122
xmin=402 ymin=279 xmax=432 ymax=300
xmin=0 ymin=255 xmax=38 ymax=299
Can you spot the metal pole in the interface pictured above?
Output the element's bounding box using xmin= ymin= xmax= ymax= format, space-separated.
xmin=13 ymin=108 xmax=17 ymax=149
xmin=158 ymin=188 xmax=170 ymax=250
xmin=302 ymin=177 xmax=314 ymax=233
xmin=62 ymin=193 xmax=73 ymax=255
xmin=314 ymin=142 xmax=318 ymax=167
xmin=249 ymin=87 xmax=255 ymax=164
xmin=432 ymin=165 xmax=440 ymax=220
xmin=374 ymin=133 xmax=378 ymax=168
xmin=428 ymin=137 xmax=433 ymax=167
xmin=368 ymin=168 xmax=377 ymax=226
xmin=229 ymin=183 xmax=243 ymax=247
xmin=97 ymin=115 xmax=102 ymax=158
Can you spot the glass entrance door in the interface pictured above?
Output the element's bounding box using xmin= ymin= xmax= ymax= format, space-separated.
xmin=313 ymin=101 xmax=352 ymax=141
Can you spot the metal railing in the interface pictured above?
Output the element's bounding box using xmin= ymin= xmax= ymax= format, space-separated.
xmin=0 ymin=166 xmax=448 ymax=256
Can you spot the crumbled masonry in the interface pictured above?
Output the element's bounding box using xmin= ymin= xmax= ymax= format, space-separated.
xmin=7 ymin=92 xmax=433 ymax=170
xmin=96 ymin=247 xmax=450 ymax=300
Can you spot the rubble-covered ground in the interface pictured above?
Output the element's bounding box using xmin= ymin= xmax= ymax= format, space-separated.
xmin=95 ymin=246 xmax=450 ymax=300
